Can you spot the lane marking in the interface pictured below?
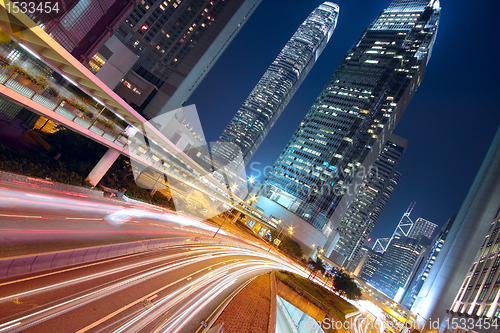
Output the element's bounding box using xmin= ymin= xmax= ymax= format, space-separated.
xmin=0 ymin=214 xmax=42 ymax=219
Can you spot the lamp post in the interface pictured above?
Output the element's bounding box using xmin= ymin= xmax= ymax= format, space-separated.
xmin=268 ymin=220 xmax=294 ymax=252
xmin=213 ymin=182 xmax=235 ymax=238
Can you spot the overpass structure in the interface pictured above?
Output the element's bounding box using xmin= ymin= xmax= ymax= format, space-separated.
xmin=0 ymin=0 xmax=278 ymax=231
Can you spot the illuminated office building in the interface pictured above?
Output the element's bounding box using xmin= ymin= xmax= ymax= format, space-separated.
xmin=412 ymin=125 xmax=500 ymax=331
xmin=259 ymin=0 xmax=441 ymax=256
xmin=358 ymin=248 xmax=383 ymax=283
xmin=212 ymin=2 xmax=339 ymax=165
xmin=401 ymin=214 xmax=456 ymax=308
xmin=409 ymin=217 xmax=437 ymax=239
xmin=450 ymin=213 xmax=500 ymax=319
xmin=370 ymin=236 xmax=428 ymax=299
xmin=88 ymin=0 xmax=262 ymax=118
xmin=26 ymin=0 xmax=139 ymax=62
xmin=331 ymin=134 xmax=407 ymax=268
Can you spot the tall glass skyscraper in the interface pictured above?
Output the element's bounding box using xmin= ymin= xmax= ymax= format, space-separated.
xmin=332 ymin=134 xmax=408 ymax=268
xmin=261 ymin=0 xmax=441 ymax=236
xmin=212 ymin=2 xmax=340 ymax=166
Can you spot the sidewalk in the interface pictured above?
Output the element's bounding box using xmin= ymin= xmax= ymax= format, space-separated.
xmin=212 ymin=273 xmax=276 ymax=333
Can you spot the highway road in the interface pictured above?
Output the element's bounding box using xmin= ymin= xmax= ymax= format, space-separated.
xmin=0 ymin=181 xmax=256 ymax=258
xmin=0 ymin=181 xmax=313 ymax=332
xmin=0 ymin=242 xmax=305 ymax=332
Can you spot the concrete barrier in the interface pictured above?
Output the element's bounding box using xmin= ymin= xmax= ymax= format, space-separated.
xmin=31 ymin=253 xmax=57 ymax=273
xmin=0 ymin=259 xmax=13 ymax=279
xmin=0 ymin=236 xmax=264 ymax=280
xmin=68 ymin=249 xmax=88 ymax=266
xmin=51 ymin=251 xmax=73 ymax=269
xmin=8 ymin=256 xmax=37 ymax=277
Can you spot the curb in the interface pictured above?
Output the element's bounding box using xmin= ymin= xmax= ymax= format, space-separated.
xmin=0 ymin=170 xmax=103 ymax=197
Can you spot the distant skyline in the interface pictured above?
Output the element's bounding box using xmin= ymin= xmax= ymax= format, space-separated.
xmin=187 ymin=0 xmax=500 ymax=240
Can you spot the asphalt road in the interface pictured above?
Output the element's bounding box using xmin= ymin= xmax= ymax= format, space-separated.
xmin=0 ymin=181 xmax=254 ymax=258
xmin=0 ymin=242 xmax=306 ymax=332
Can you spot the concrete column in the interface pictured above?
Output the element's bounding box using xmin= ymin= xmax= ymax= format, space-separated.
xmin=231 ymin=211 xmax=242 ymax=224
xmin=86 ymin=148 xmax=121 ymax=187
xmin=412 ymin=126 xmax=500 ymax=331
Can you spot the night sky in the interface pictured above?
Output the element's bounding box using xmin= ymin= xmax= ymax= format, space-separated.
xmin=187 ymin=0 xmax=500 ymax=240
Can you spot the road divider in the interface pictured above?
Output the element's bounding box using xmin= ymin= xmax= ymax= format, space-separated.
xmin=0 ymin=236 xmax=263 ymax=280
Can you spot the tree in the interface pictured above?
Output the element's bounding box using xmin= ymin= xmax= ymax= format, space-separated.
xmin=308 ymin=258 xmax=325 ymax=280
xmin=332 ymin=271 xmax=362 ymax=300
xmin=269 ymin=229 xmax=304 ymax=258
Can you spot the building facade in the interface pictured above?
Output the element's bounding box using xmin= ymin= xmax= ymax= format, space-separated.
xmin=450 ymin=211 xmax=500 ymax=319
xmin=358 ymin=248 xmax=384 ymax=283
xmin=212 ymin=2 xmax=339 ymax=166
xmin=259 ymin=0 xmax=441 ymax=255
xmin=331 ymin=134 xmax=407 ymax=268
xmin=26 ymin=0 xmax=139 ymax=63
xmin=369 ymin=236 xmax=427 ymax=299
xmin=412 ymin=125 xmax=500 ymax=332
xmin=92 ymin=0 xmax=262 ymax=118
xmin=409 ymin=217 xmax=438 ymax=239
xmin=401 ymin=214 xmax=456 ymax=309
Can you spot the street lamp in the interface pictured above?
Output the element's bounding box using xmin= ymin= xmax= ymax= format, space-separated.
xmin=213 ymin=183 xmax=235 ymax=238
xmin=268 ymin=221 xmax=290 ymax=252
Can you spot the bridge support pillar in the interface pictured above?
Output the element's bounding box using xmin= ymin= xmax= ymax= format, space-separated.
xmin=86 ymin=148 xmax=120 ymax=187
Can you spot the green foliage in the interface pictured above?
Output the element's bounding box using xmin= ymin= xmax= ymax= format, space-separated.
xmin=269 ymin=229 xmax=304 ymax=259
xmin=60 ymin=96 xmax=89 ymax=113
xmin=11 ymin=63 xmax=48 ymax=89
xmin=332 ymin=271 xmax=362 ymax=300
xmin=95 ymin=117 xmax=115 ymax=129
xmin=275 ymin=270 xmax=357 ymax=322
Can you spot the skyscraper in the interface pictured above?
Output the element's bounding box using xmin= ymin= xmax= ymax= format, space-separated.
xmin=450 ymin=213 xmax=500 ymax=319
xmin=259 ymin=0 xmax=441 ymax=256
xmin=412 ymin=125 xmax=500 ymax=331
xmin=212 ymin=2 xmax=340 ymax=165
xmin=401 ymin=214 xmax=456 ymax=309
xmin=408 ymin=217 xmax=437 ymax=239
xmin=91 ymin=0 xmax=262 ymax=118
xmin=369 ymin=236 xmax=428 ymax=299
xmin=358 ymin=248 xmax=383 ymax=283
xmin=331 ymin=134 xmax=407 ymax=268
xmin=26 ymin=0 xmax=139 ymax=63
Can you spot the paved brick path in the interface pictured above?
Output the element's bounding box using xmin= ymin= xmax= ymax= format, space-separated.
xmin=213 ymin=273 xmax=272 ymax=333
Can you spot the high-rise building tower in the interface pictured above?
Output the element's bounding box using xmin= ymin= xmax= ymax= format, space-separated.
xmin=412 ymin=125 xmax=500 ymax=332
xmin=212 ymin=2 xmax=339 ymax=166
xmin=409 ymin=217 xmax=437 ymax=239
xmin=358 ymin=248 xmax=383 ymax=283
xmin=26 ymin=0 xmax=140 ymax=63
xmin=331 ymin=134 xmax=407 ymax=268
xmin=369 ymin=236 xmax=429 ymax=299
xmin=449 ymin=212 xmax=500 ymax=320
xmin=401 ymin=214 xmax=456 ymax=309
xmin=91 ymin=0 xmax=262 ymax=118
xmin=259 ymin=0 xmax=441 ymax=256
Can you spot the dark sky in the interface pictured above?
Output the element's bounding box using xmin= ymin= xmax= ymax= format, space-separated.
xmin=187 ymin=0 xmax=500 ymax=240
